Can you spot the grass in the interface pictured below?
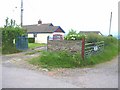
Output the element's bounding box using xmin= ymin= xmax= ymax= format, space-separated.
xmin=83 ymin=43 xmax=119 ymax=66
xmin=29 ymin=51 xmax=82 ymax=69
xmin=28 ymin=43 xmax=46 ymax=49
xmin=29 ymin=40 xmax=119 ymax=69
xmin=1 ymin=43 xmax=46 ymax=54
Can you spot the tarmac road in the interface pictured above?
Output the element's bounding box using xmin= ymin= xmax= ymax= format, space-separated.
xmin=2 ymin=66 xmax=78 ymax=88
xmin=1 ymin=47 xmax=119 ymax=88
xmin=1 ymin=47 xmax=78 ymax=88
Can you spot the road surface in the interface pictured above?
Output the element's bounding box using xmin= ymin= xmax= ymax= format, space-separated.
xmin=1 ymin=48 xmax=119 ymax=88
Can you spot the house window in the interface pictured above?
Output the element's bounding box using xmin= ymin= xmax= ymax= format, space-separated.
xmin=53 ymin=34 xmax=63 ymax=40
xmin=34 ymin=33 xmax=37 ymax=37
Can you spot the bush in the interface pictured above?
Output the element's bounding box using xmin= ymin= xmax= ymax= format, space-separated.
xmin=64 ymin=29 xmax=86 ymax=40
xmin=28 ymin=38 xmax=35 ymax=43
xmin=1 ymin=27 xmax=26 ymax=54
xmin=102 ymin=36 xmax=118 ymax=46
xmin=85 ymin=33 xmax=103 ymax=43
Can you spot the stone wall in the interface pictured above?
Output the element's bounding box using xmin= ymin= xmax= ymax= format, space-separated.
xmin=47 ymin=40 xmax=82 ymax=53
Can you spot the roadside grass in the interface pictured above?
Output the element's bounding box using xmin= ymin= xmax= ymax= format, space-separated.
xmin=28 ymin=43 xmax=46 ymax=49
xmin=29 ymin=51 xmax=82 ymax=69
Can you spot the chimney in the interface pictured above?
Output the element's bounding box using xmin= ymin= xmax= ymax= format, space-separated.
xmin=38 ymin=19 xmax=42 ymax=25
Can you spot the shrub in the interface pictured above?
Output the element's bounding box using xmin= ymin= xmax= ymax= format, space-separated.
xmin=28 ymin=38 xmax=35 ymax=43
xmin=1 ymin=26 xmax=26 ymax=54
xmin=1 ymin=18 xmax=27 ymax=54
xmin=102 ymin=36 xmax=118 ymax=46
xmin=64 ymin=29 xmax=86 ymax=40
xmin=85 ymin=33 xmax=103 ymax=43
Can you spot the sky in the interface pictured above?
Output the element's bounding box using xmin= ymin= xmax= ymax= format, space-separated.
xmin=0 ymin=0 xmax=119 ymax=36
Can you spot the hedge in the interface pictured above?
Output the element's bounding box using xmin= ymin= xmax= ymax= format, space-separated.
xmin=28 ymin=38 xmax=35 ymax=43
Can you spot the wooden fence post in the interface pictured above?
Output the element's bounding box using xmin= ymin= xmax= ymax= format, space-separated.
xmin=81 ymin=37 xmax=85 ymax=60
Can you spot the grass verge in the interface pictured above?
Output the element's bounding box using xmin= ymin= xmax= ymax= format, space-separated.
xmin=28 ymin=43 xmax=46 ymax=49
xmin=29 ymin=40 xmax=119 ymax=69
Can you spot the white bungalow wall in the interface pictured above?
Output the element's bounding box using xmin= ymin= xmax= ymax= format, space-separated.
xmin=28 ymin=33 xmax=34 ymax=38
xmin=35 ymin=33 xmax=52 ymax=43
xmin=28 ymin=32 xmax=65 ymax=44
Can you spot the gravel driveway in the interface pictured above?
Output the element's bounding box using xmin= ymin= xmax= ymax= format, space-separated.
xmin=1 ymin=47 xmax=119 ymax=88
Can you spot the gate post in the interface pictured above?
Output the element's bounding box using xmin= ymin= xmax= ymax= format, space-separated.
xmin=81 ymin=37 xmax=85 ymax=60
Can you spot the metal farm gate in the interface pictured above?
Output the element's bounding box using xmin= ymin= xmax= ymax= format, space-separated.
xmin=16 ymin=36 xmax=28 ymax=50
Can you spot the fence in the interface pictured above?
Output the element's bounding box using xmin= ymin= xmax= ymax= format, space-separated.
xmin=81 ymin=38 xmax=104 ymax=59
xmin=16 ymin=36 xmax=28 ymax=50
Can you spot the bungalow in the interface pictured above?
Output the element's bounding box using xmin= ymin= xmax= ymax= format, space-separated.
xmin=23 ymin=20 xmax=65 ymax=43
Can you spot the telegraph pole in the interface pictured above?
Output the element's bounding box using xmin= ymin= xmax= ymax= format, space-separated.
xmin=109 ymin=12 xmax=112 ymax=35
xmin=21 ymin=0 xmax=23 ymax=27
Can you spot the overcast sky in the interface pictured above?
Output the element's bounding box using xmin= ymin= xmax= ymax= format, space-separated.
xmin=0 ymin=0 xmax=119 ymax=36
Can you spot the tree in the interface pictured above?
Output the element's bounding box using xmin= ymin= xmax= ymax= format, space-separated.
xmin=67 ymin=29 xmax=77 ymax=36
xmin=4 ymin=17 xmax=16 ymax=27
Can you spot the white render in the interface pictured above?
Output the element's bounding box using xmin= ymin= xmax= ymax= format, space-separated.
xmin=35 ymin=33 xmax=52 ymax=43
xmin=28 ymin=32 xmax=65 ymax=43
xmin=28 ymin=34 xmax=34 ymax=38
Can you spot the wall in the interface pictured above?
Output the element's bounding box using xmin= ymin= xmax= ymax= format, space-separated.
xmin=28 ymin=32 xmax=65 ymax=44
xmin=36 ymin=33 xmax=52 ymax=43
xmin=47 ymin=40 xmax=82 ymax=53
xmin=28 ymin=33 xmax=34 ymax=38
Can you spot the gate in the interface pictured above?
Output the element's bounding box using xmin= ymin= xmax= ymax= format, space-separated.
xmin=81 ymin=38 xmax=104 ymax=59
xmin=16 ymin=36 xmax=28 ymax=50
xmin=84 ymin=41 xmax=104 ymax=57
